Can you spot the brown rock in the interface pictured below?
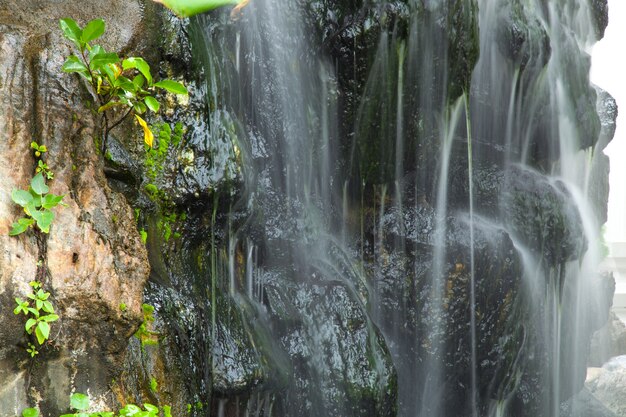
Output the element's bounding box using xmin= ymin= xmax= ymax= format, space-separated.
xmin=0 ymin=1 xmax=151 ymax=414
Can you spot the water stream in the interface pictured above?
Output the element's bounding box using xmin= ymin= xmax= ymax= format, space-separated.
xmin=173 ymin=0 xmax=614 ymax=415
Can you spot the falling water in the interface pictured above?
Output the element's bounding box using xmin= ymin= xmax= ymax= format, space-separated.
xmin=177 ymin=0 xmax=614 ymax=415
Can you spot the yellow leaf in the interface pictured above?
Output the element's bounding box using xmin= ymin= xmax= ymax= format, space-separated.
xmin=231 ymin=0 xmax=250 ymax=18
xmin=135 ymin=115 xmax=154 ymax=148
xmin=111 ymin=63 xmax=122 ymax=79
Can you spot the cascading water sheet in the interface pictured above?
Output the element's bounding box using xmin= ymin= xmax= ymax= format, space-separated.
xmin=181 ymin=0 xmax=615 ymax=415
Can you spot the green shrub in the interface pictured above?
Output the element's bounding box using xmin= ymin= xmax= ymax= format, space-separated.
xmin=59 ymin=18 xmax=188 ymax=154
xmin=13 ymin=281 xmax=59 ymax=356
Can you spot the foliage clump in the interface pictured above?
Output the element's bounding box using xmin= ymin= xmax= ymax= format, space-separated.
xmin=21 ymin=392 xmax=172 ymax=417
xmin=13 ymin=281 xmax=59 ymax=357
xmin=10 ymin=142 xmax=64 ymax=236
xmin=134 ymin=303 xmax=159 ymax=347
xmin=59 ymin=17 xmax=188 ymax=154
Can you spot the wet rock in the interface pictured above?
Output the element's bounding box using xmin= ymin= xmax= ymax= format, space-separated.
xmin=212 ymin=295 xmax=271 ymax=395
xmin=586 ymin=356 xmax=626 ymax=417
xmin=502 ymin=166 xmax=587 ymax=265
xmin=568 ymin=387 xmax=617 ymax=417
xmin=303 ymin=0 xmax=479 ymax=185
xmin=496 ymin=0 xmax=551 ymax=70
xmin=596 ymin=88 xmax=618 ymax=151
xmin=588 ymin=88 xmax=618 ymax=224
xmin=374 ymin=205 xmax=525 ymax=415
xmin=590 ymin=0 xmax=609 ymax=40
xmin=590 ymin=311 xmax=626 ymax=367
xmin=263 ymin=271 xmax=397 ymax=417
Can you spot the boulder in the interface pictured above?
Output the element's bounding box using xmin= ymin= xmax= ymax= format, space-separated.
xmin=589 ymin=311 xmax=626 ymax=367
xmin=586 ymin=356 xmax=626 ymax=417
xmin=502 ymin=166 xmax=587 ymax=265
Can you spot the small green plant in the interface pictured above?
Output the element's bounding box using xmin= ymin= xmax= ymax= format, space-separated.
xmin=149 ymin=377 xmax=158 ymax=393
xmin=19 ymin=392 xmax=173 ymax=417
xmin=59 ymin=17 xmax=188 ymax=154
xmin=145 ymin=122 xmax=183 ymax=181
xmin=10 ymin=142 xmax=63 ymax=236
xmin=14 ymin=281 xmax=59 ymax=356
xmin=36 ymin=160 xmax=54 ymax=180
xmin=21 ymin=408 xmax=39 ymax=417
xmin=26 ymin=343 xmax=39 ymax=358
xmin=134 ymin=304 xmax=159 ymax=346
xmin=9 ymin=173 xmax=65 ymax=235
xmin=30 ymin=141 xmax=47 ymax=158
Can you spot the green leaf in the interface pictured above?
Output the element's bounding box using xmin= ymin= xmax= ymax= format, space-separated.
xmin=33 ymin=210 xmax=55 ymax=233
xmin=42 ymin=193 xmax=64 ymax=209
xmin=36 ymin=299 xmax=43 ymax=310
xmin=143 ymin=403 xmax=158 ymax=412
xmin=10 ymin=219 xmax=32 ymax=236
xmin=88 ymin=44 xmax=105 ymax=61
xmin=25 ymin=318 xmax=37 ymax=333
xmin=154 ymin=79 xmax=188 ymax=95
xmin=116 ymin=94 xmax=130 ymax=106
xmin=144 ymin=96 xmax=160 ymax=113
xmin=13 ymin=298 xmax=28 ymax=315
xmin=62 ymin=55 xmax=89 ymax=74
xmin=59 ymin=18 xmax=83 ymax=49
xmin=35 ymin=321 xmax=50 ymax=344
xmin=81 ymin=19 xmax=105 ymax=43
xmin=117 ymin=77 xmax=137 ymax=93
xmin=22 ymin=408 xmax=39 ymax=417
xmin=18 ymin=218 xmax=35 ymax=227
xmin=41 ymin=314 xmax=59 ymax=322
xmin=29 ymin=190 xmax=42 ymax=208
xmin=99 ymin=62 xmax=114 ymax=78
xmin=122 ymin=57 xmax=152 ymax=85
xmin=42 ymin=300 xmax=55 ymax=313
xmin=90 ymin=52 xmax=120 ymax=70
xmin=133 ymin=74 xmax=145 ymax=89
xmin=133 ymin=101 xmax=147 ymax=114
xmin=30 ymin=173 xmax=49 ymax=195
xmin=70 ymin=392 xmax=90 ymax=411
xmin=163 ymin=405 xmax=172 ymax=417
xmin=119 ymin=404 xmax=141 ymax=416
xmin=12 ymin=189 xmax=33 ymax=207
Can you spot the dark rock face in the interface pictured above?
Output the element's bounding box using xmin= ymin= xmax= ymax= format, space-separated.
xmin=502 ymin=166 xmax=587 ymax=265
xmin=140 ymin=0 xmax=612 ymax=416
xmin=371 ymin=203 xmax=525 ymax=415
xmin=264 ymin=273 xmax=397 ymax=417
xmin=590 ymin=0 xmax=610 ymax=39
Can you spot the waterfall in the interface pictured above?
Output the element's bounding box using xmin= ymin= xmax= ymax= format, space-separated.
xmin=173 ymin=0 xmax=613 ymax=415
